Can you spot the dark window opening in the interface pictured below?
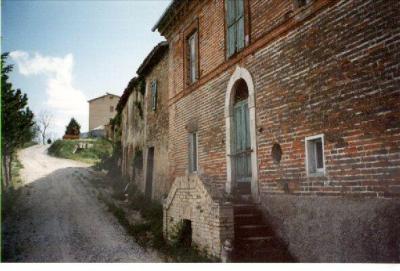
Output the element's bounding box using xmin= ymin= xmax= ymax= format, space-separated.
xmin=315 ymin=140 xmax=323 ymax=169
xmin=233 ymin=79 xmax=249 ymax=104
xmin=110 ymin=106 xmax=114 ymax=113
xmin=306 ymin=136 xmax=325 ymax=174
xmin=295 ymin=0 xmax=312 ymax=8
xmin=178 ymin=219 xmax=192 ymax=248
xmin=271 ymin=143 xmax=282 ymax=164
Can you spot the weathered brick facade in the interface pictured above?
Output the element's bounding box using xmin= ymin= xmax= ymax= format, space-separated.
xmin=119 ymin=42 xmax=171 ymax=201
xmin=152 ymin=0 xmax=400 ymax=262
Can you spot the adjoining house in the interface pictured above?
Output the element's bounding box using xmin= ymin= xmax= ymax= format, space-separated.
xmin=88 ymin=92 xmax=120 ymax=137
xmin=117 ymin=41 xmax=170 ymax=201
xmin=151 ymin=0 xmax=400 ymax=262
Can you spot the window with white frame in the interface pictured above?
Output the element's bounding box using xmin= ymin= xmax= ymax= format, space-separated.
xmin=188 ymin=132 xmax=198 ymax=173
xmin=305 ymin=134 xmax=325 ymax=175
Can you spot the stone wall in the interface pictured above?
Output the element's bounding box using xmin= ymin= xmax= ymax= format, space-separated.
xmin=121 ymin=85 xmax=145 ymax=182
xmin=163 ymin=175 xmax=234 ymax=257
xmin=143 ymin=50 xmax=171 ymax=201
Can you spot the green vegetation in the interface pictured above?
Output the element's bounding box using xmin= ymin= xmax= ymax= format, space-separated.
xmin=2 ymin=154 xmax=24 ymax=224
xmin=65 ymin=118 xmax=81 ymax=136
xmin=1 ymin=53 xmax=35 ymax=190
xmin=94 ymin=174 xmax=215 ymax=263
xmin=48 ymin=139 xmax=113 ymax=164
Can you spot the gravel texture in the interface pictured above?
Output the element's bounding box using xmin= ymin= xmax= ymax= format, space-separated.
xmin=2 ymin=145 xmax=161 ymax=262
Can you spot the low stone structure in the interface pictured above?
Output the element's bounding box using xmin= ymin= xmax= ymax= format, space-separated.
xmin=163 ymin=175 xmax=234 ymax=257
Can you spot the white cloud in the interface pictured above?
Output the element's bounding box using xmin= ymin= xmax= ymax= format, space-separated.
xmin=10 ymin=51 xmax=88 ymax=137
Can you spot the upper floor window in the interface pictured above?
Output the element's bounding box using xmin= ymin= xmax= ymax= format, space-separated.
xmin=110 ymin=106 xmax=114 ymax=113
xmin=151 ymin=80 xmax=158 ymax=111
xmin=226 ymin=0 xmax=245 ymax=58
xmin=187 ymin=30 xmax=198 ymax=84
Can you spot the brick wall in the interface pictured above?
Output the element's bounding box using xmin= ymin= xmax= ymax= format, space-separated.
xmin=166 ymin=0 xmax=400 ymax=198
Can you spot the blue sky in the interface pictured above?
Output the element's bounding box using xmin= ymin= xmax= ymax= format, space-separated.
xmin=2 ymin=0 xmax=171 ymax=137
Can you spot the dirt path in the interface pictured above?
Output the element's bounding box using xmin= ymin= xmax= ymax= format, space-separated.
xmin=2 ymin=145 xmax=161 ymax=262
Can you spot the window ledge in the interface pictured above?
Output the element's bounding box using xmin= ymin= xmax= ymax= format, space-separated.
xmin=307 ymin=172 xmax=325 ymax=177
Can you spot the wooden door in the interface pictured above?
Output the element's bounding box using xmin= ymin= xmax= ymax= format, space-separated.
xmin=233 ymin=99 xmax=251 ymax=184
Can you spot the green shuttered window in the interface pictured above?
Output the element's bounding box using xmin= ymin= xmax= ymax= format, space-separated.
xmin=188 ymin=132 xmax=198 ymax=173
xmin=226 ymin=0 xmax=245 ymax=58
xmin=151 ymin=80 xmax=157 ymax=111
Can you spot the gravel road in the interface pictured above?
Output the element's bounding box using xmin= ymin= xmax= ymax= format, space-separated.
xmin=2 ymin=145 xmax=161 ymax=262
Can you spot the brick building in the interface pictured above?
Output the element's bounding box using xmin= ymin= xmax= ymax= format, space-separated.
xmin=151 ymin=0 xmax=400 ymax=262
xmin=118 ymin=42 xmax=171 ymax=201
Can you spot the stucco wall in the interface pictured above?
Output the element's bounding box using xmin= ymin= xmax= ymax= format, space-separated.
xmin=260 ymin=194 xmax=400 ymax=262
xmin=88 ymin=94 xmax=119 ymax=131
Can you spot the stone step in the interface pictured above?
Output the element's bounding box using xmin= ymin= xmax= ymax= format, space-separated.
xmin=235 ymin=224 xmax=273 ymax=238
xmin=234 ymin=212 xmax=264 ymax=225
xmin=233 ymin=203 xmax=260 ymax=214
xmin=235 ymin=236 xmax=276 ymax=249
xmin=233 ymin=246 xmax=295 ymax=263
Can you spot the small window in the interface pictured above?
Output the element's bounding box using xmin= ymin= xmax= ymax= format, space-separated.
xmin=305 ymin=134 xmax=325 ymax=175
xmin=188 ymin=132 xmax=198 ymax=173
xmin=151 ymin=80 xmax=158 ymax=111
xmin=226 ymin=0 xmax=245 ymax=57
xmin=187 ymin=31 xmax=198 ymax=84
xmin=110 ymin=106 xmax=114 ymax=112
xmin=295 ymin=0 xmax=312 ymax=8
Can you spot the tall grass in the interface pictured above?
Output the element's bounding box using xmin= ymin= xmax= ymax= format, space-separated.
xmin=48 ymin=139 xmax=113 ymax=164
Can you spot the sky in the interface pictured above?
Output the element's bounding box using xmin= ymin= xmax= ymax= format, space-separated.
xmin=2 ymin=0 xmax=171 ymax=138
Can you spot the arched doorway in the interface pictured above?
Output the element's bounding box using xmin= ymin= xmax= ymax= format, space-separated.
xmin=232 ymin=79 xmax=251 ymax=193
xmin=225 ymin=66 xmax=259 ymax=200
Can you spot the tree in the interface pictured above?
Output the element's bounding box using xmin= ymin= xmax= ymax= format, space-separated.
xmin=65 ymin=118 xmax=81 ymax=136
xmin=37 ymin=110 xmax=53 ymax=145
xmin=1 ymin=53 xmax=35 ymax=190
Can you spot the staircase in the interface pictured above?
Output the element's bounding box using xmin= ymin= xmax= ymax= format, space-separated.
xmin=232 ymin=194 xmax=295 ymax=262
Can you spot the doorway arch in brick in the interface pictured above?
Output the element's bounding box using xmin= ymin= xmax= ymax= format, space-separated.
xmin=225 ymin=66 xmax=259 ymax=200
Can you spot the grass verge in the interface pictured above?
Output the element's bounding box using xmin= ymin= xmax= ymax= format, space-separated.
xmin=48 ymin=139 xmax=113 ymax=164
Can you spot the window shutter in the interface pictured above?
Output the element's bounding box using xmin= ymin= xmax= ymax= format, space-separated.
xmin=188 ymin=134 xmax=194 ymax=173
xmin=193 ymin=133 xmax=198 ymax=172
xmin=237 ymin=16 xmax=245 ymax=51
xmin=194 ymin=31 xmax=199 ymax=80
xmin=151 ymin=80 xmax=157 ymax=111
xmin=236 ymin=0 xmax=244 ymax=19
xmin=226 ymin=0 xmax=236 ymax=57
xmin=236 ymin=0 xmax=245 ymax=51
xmin=227 ymin=25 xmax=236 ymax=57
xmin=227 ymin=0 xmax=236 ymax=26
